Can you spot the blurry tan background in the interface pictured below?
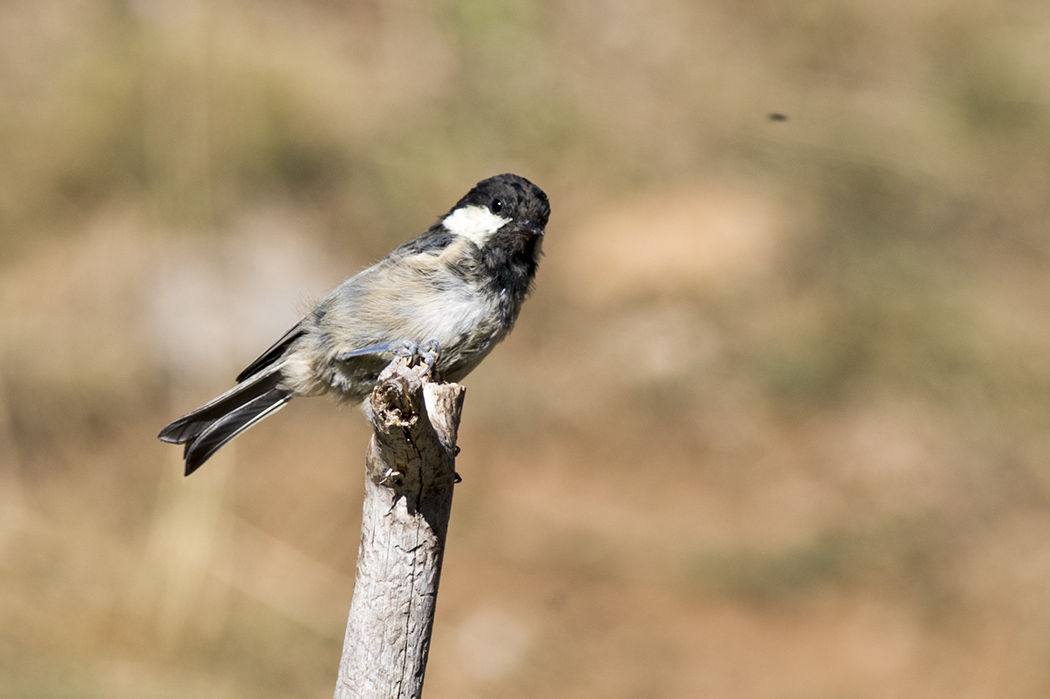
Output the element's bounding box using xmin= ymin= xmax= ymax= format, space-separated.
xmin=2 ymin=0 xmax=1050 ymax=697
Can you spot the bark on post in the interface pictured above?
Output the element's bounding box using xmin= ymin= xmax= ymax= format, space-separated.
xmin=334 ymin=357 xmax=465 ymax=699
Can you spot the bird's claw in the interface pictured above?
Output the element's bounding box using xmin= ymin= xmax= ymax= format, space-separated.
xmin=419 ymin=340 xmax=441 ymax=376
xmin=390 ymin=339 xmax=440 ymax=376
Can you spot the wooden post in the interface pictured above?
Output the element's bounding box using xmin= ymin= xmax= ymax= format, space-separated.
xmin=334 ymin=357 xmax=465 ymax=699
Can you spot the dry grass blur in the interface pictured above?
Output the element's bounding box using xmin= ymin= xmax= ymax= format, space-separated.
xmin=2 ymin=0 xmax=1050 ymax=696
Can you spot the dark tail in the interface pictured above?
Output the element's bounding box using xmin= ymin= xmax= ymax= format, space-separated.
xmin=158 ymin=366 xmax=293 ymax=476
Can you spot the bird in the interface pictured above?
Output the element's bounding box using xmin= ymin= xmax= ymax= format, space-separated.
xmin=158 ymin=173 xmax=550 ymax=475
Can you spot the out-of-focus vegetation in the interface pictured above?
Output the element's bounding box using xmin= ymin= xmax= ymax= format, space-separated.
xmin=2 ymin=0 xmax=1050 ymax=697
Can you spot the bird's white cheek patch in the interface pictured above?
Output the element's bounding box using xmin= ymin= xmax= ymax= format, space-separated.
xmin=443 ymin=205 xmax=510 ymax=246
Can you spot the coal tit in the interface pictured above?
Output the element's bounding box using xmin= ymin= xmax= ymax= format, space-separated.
xmin=159 ymin=173 xmax=550 ymax=475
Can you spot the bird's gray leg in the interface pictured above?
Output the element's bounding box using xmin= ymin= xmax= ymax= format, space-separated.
xmin=335 ymin=341 xmax=410 ymax=362
xmin=337 ymin=339 xmax=440 ymax=374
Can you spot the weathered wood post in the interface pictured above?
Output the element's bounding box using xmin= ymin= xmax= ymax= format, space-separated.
xmin=334 ymin=356 xmax=465 ymax=699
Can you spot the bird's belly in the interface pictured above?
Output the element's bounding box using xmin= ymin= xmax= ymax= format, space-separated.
xmin=408 ymin=292 xmax=495 ymax=347
xmin=409 ymin=293 xmax=503 ymax=372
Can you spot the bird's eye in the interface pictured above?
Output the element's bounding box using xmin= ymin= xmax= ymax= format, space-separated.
xmin=490 ymin=198 xmax=503 ymax=214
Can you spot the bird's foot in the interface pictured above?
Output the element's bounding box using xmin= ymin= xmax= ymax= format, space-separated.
xmin=419 ymin=340 xmax=441 ymax=376
xmin=390 ymin=339 xmax=441 ymax=377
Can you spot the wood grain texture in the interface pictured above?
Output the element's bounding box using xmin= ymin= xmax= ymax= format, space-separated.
xmin=334 ymin=358 xmax=465 ymax=699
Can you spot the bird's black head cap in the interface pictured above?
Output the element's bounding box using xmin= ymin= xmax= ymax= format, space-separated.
xmin=454 ymin=173 xmax=550 ymax=230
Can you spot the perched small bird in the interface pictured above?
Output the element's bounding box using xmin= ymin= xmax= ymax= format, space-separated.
xmin=159 ymin=173 xmax=550 ymax=475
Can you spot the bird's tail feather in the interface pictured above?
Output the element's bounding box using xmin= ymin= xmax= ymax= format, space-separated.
xmin=181 ymin=387 xmax=292 ymax=475
xmin=158 ymin=366 xmax=293 ymax=475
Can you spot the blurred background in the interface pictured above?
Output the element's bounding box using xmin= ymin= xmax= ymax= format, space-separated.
xmin=2 ymin=0 xmax=1050 ymax=697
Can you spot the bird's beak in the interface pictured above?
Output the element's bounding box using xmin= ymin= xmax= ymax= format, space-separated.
xmin=519 ymin=220 xmax=545 ymax=237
